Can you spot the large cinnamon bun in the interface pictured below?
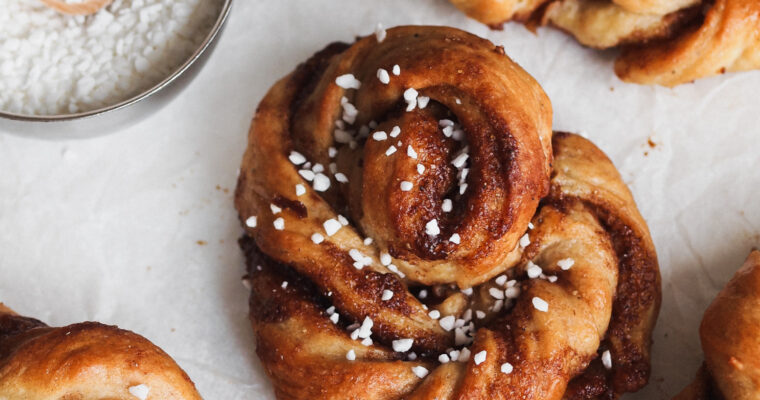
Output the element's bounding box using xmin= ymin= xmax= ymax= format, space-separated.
xmin=235 ymin=25 xmax=661 ymax=399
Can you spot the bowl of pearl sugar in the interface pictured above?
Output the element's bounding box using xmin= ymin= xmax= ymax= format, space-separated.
xmin=0 ymin=0 xmax=232 ymax=136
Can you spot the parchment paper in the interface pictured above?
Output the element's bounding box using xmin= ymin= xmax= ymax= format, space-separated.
xmin=0 ymin=0 xmax=758 ymax=398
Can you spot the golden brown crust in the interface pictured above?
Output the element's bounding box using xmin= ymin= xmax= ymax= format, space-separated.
xmin=235 ymin=29 xmax=660 ymax=397
xmin=615 ymin=0 xmax=760 ymax=85
xmin=612 ymin=0 xmax=702 ymax=14
xmin=449 ymin=0 xmax=548 ymax=25
xmin=550 ymin=132 xmax=661 ymax=399
xmin=450 ymin=0 xmax=760 ymax=85
xmin=240 ymin=131 xmax=660 ymax=399
xmin=682 ymin=250 xmax=760 ymax=400
xmin=236 ymin=25 xmax=553 ymax=291
xmin=449 ymin=0 xmax=701 ymax=33
xmin=542 ymin=0 xmax=701 ymax=49
xmin=0 ymin=304 xmax=202 ymax=400
xmin=235 ymin=25 xmax=554 ymax=357
xmin=673 ymin=251 xmax=760 ymax=400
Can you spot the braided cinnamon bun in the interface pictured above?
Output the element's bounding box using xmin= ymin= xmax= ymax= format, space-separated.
xmin=674 ymin=250 xmax=760 ymax=400
xmin=449 ymin=0 xmax=760 ymax=86
xmin=0 ymin=303 xmax=201 ymax=399
xmin=235 ymin=26 xmax=661 ymax=399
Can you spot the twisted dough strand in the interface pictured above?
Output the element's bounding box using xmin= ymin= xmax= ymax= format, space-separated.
xmin=449 ymin=0 xmax=699 ymax=23
xmin=552 ymin=133 xmax=661 ymax=399
xmin=237 ymin=27 xmax=660 ymax=394
xmin=0 ymin=304 xmax=201 ymax=399
xmin=448 ymin=0 xmax=548 ymax=25
xmin=674 ymin=250 xmax=760 ymax=400
xmin=450 ymin=0 xmax=760 ymax=85
xmin=542 ymin=0 xmax=702 ymax=49
xmin=614 ymin=0 xmax=760 ymax=85
xmin=241 ymin=132 xmax=660 ymax=399
xmin=237 ymin=26 xmax=659 ymax=399
xmin=236 ymin=26 xmax=553 ymax=355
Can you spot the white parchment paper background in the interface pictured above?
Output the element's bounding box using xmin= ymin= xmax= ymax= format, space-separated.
xmin=1 ymin=0 xmax=758 ymax=398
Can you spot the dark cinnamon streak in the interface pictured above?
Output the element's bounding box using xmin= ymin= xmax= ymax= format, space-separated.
xmin=272 ymin=195 xmax=307 ymax=219
xmin=241 ymin=235 xmax=444 ymax=352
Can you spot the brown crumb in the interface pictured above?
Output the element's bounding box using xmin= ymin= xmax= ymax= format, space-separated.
xmin=643 ymin=137 xmax=657 ymax=156
xmin=196 ymin=240 xmax=207 ymax=246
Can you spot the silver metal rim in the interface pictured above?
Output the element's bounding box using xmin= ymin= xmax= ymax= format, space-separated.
xmin=0 ymin=0 xmax=233 ymax=123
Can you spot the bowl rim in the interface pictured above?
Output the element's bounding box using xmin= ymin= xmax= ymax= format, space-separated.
xmin=0 ymin=0 xmax=233 ymax=123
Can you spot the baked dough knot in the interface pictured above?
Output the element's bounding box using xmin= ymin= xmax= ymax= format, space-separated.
xmin=450 ymin=0 xmax=760 ymax=86
xmin=0 ymin=304 xmax=202 ymax=399
xmin=674 ymin=251 xmax=760 ymax=400
xmin=235 ymin=26 xmax=661 ymax=400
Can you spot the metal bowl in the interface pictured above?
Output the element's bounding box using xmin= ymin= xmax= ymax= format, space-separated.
xmin=0 ymin=0 xmax=232 ymax=139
